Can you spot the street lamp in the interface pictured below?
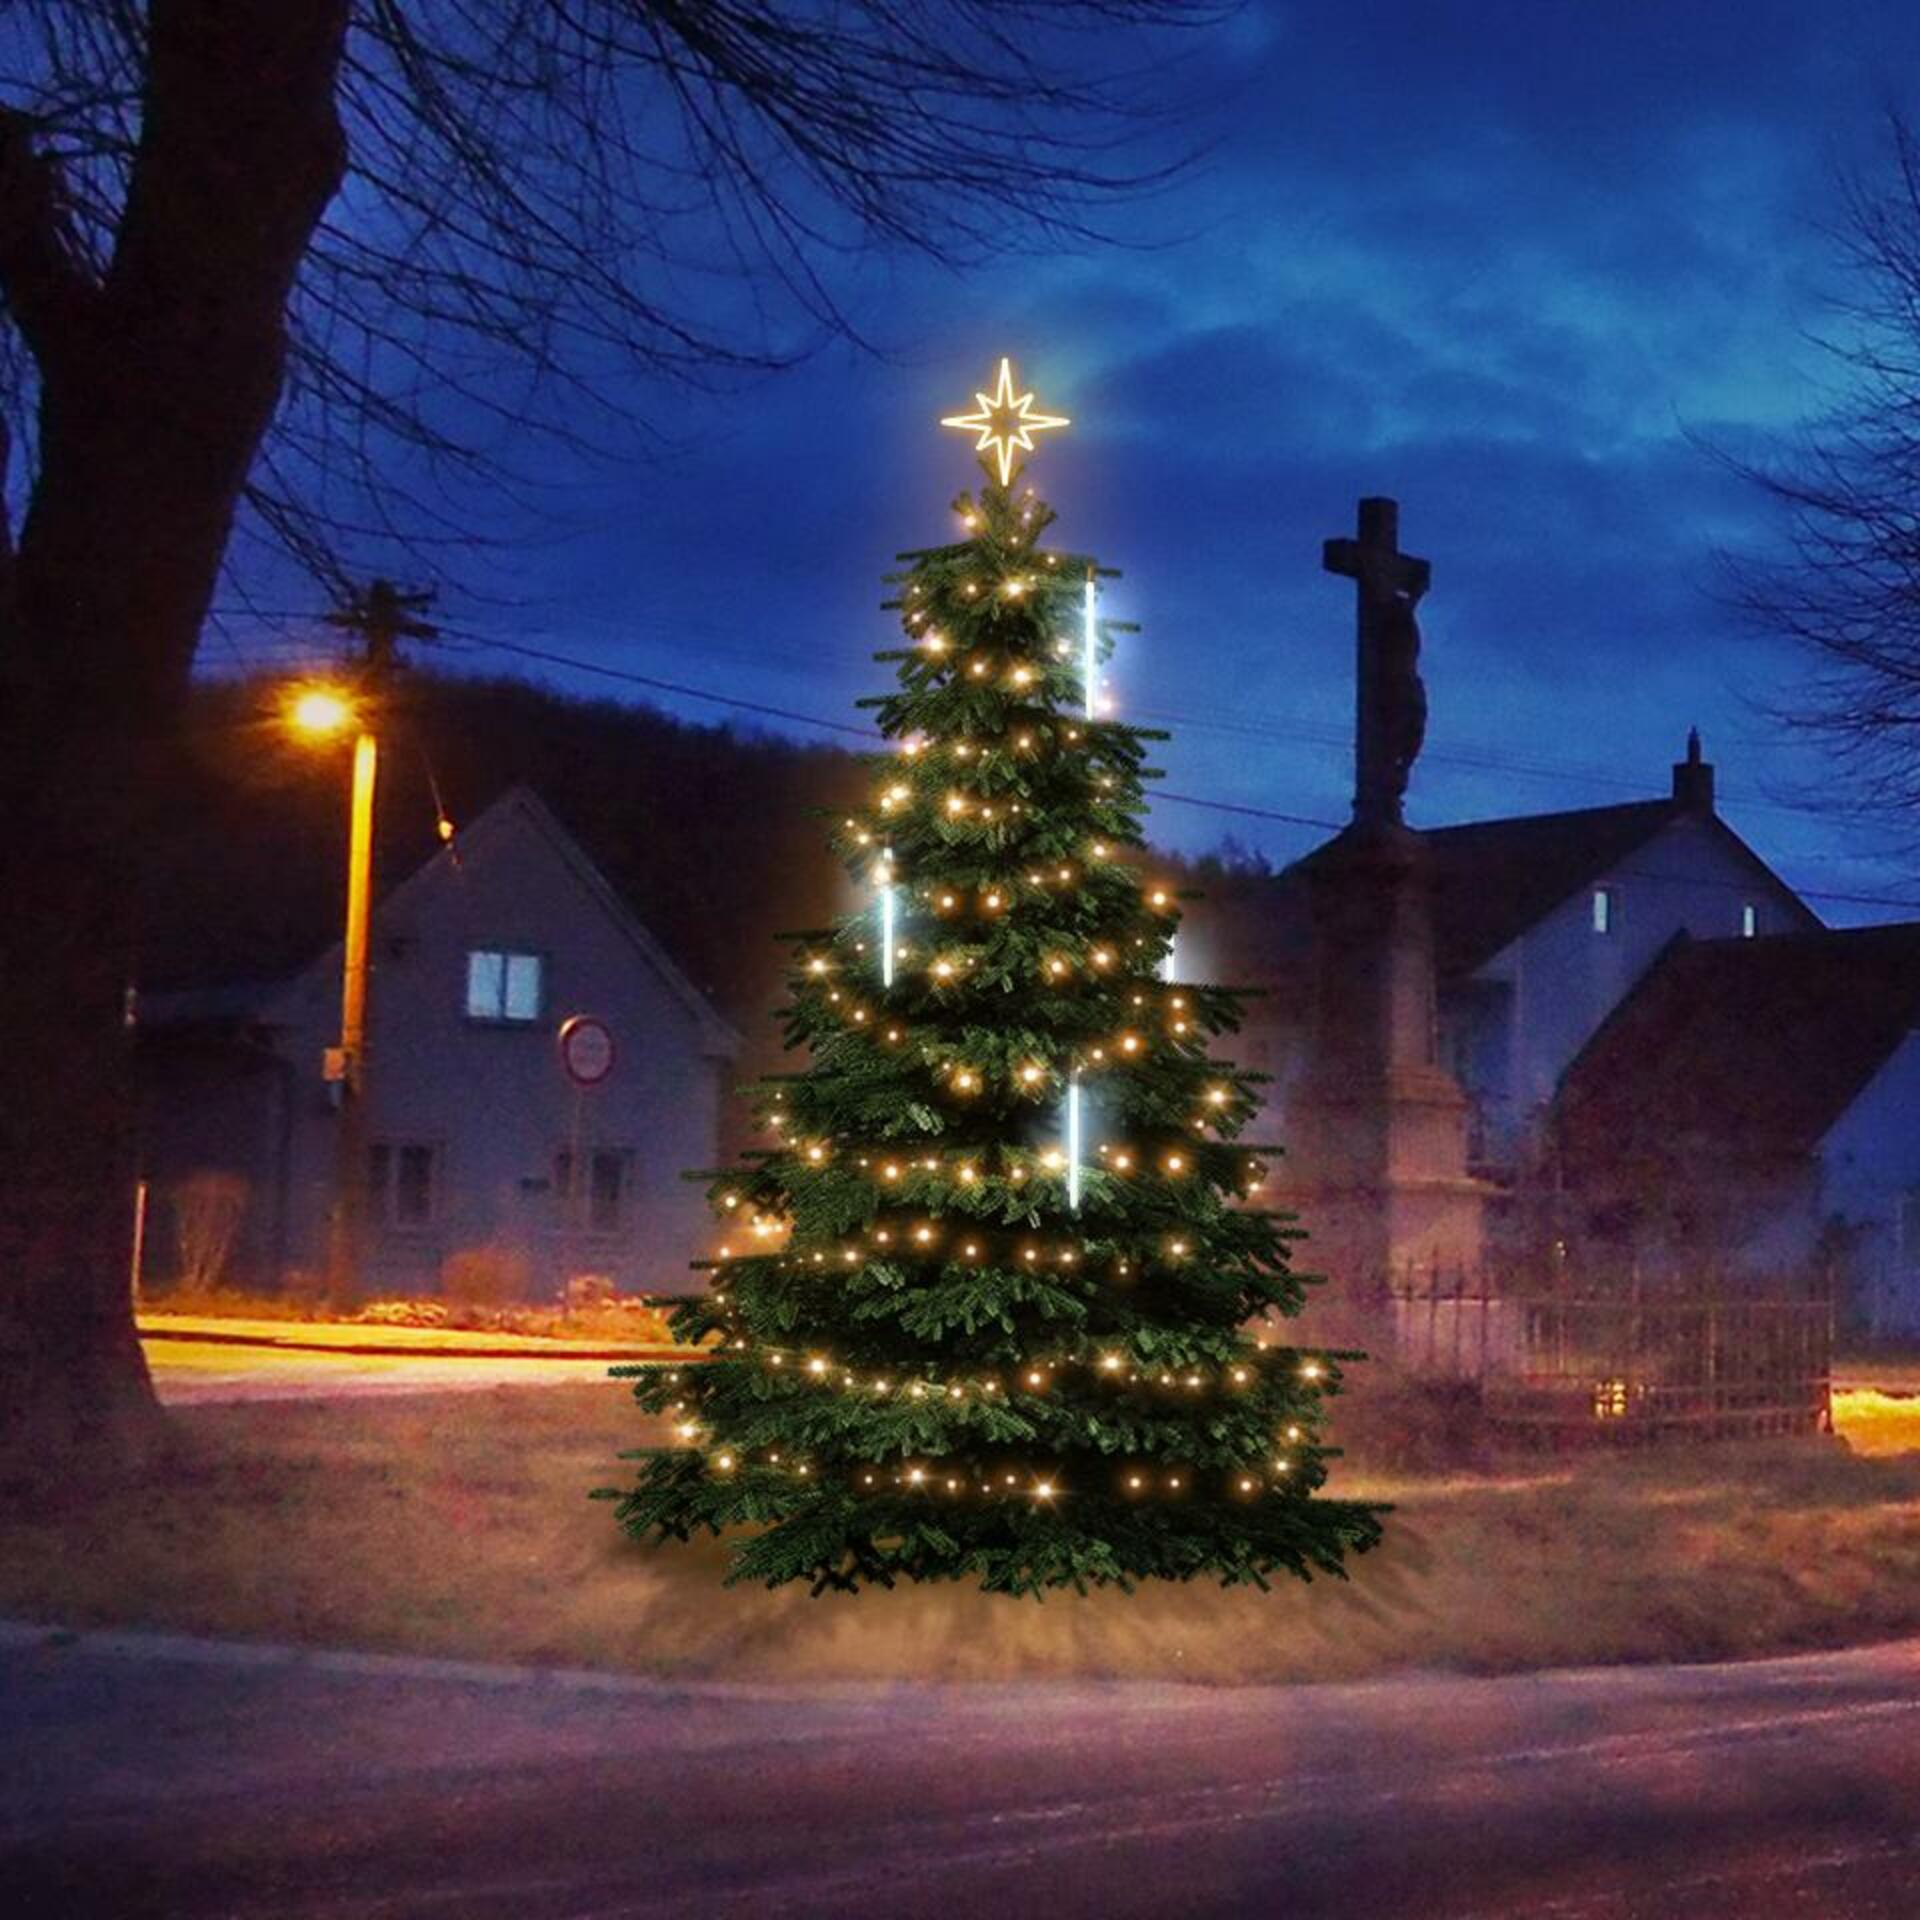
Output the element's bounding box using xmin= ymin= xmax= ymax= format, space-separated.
xmin=286 ymin=682 xmax=379 ymax=1303
xmin=289 ymin=687 xmax=354 ymax=739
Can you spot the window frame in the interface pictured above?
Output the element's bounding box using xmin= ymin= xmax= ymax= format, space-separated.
xmin=367 ymin=1139 xmax=441 ymax=1230
xmin=464 ymin=947 xmax=547 ymax=1026
xmin=553 ymin=1145 xmax=637 ymax=1237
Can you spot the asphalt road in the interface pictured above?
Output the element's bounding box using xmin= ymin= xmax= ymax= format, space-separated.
xmin=5 ymin=1627 xmax=1920 ymax=1919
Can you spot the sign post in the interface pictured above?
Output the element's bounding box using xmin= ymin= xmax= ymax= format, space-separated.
xmin=556 ymin=1016 xmax=617 ymax=1297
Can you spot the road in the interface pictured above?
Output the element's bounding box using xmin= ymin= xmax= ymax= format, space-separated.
xmin=5 ymin=1625 xmax=1919 ymax=1918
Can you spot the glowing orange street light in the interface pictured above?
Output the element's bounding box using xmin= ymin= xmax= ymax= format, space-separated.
xmin=288 ymin=686 xmax=355 ymax=738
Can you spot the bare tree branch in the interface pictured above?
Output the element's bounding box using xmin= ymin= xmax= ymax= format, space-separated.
xmin=1724 ymin=109 xmax=1920 ymax=822
xmin=0 ymin=104 xmax=101 ymax=371
xmin=0 ymin=0 xmax=1224 ymax=605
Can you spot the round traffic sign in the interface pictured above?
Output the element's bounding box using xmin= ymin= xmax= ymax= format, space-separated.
xmin=557 ymin=1014 xmax=616 ymax=1088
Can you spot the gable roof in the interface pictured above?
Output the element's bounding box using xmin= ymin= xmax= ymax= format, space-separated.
xmin=1557 ymin=921 xmax=1920 ymax=1165
xmin=145 ymin=785 xmax=742 ymax=1059
xmin=1284 ymin=796 xmax=1819 ymax=979
xmin=1422 ymin=799 xmax=1678 ymax=976
xmin=365 ymin=784 xmax=742 ymax=1059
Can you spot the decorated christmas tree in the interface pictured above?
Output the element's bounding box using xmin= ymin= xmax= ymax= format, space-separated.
xmin=611 ymin=360 xmax=1383 ymax=1595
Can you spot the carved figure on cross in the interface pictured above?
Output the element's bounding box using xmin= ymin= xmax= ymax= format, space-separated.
xmin=1323 ymin=496 xmax=1430 ymax=830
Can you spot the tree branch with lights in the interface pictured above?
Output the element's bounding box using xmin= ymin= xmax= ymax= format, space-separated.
xmin=608 ymin=364 xmax=1385 ymax=1597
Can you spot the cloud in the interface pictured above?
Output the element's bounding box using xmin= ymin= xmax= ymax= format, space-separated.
xmin=316 ymin=0 xmax=1920 ymax=907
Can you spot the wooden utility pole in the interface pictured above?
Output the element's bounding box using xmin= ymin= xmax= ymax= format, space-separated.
xmin=321 ymin=580 xmax=437 ymax=1304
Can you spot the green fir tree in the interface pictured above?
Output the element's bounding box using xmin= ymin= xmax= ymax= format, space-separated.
xmin=610 ymin=447 xmax=1384 ymax=1596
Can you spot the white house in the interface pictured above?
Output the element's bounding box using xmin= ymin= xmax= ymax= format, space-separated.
xmin=139 ymin=785 xmax=741 ymax=1298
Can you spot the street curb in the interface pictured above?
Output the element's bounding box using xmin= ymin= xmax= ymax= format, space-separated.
xmin=136 ymin=1325 xmax=696 ymax=1363
xmin=6 ymin=1616 xmax=1919 ymax=1710
xmin=0 ymin=1619 xmax=808 ymax=1703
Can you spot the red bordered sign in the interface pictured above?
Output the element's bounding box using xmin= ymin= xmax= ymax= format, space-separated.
xmin=557 ymin=1014 xmax=616 ymax=1088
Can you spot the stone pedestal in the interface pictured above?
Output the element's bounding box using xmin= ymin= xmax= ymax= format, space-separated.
xmin=1279 ymin=823 xmax=1488 ymax=1352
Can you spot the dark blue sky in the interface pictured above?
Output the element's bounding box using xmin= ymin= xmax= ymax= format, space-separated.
xmin=263 ymin=1 xmax=1920 ymax=924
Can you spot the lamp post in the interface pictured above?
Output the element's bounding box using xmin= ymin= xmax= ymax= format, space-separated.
xmin=288 ymin=685 xmax=378 ymax=1304
xmin=288 ymin=581 xmax=437 ymax=1306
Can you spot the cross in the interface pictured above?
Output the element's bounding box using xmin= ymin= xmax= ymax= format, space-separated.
xmin=1323 ymin=497 xmax=1430 ymax=829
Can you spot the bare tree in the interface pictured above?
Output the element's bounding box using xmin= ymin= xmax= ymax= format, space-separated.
xmin=1730 ymin=112 xmax=1920 ymax=821
xmin=0 ymin=0 xmax=1224 ymax=1480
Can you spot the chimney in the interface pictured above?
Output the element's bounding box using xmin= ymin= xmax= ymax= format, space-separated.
xmin=1671 ymin=726 xmax=1715 ymax=813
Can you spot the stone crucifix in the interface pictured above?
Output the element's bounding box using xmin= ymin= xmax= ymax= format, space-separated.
xmin=1323 ymin=497 xmax=1431 ymax=830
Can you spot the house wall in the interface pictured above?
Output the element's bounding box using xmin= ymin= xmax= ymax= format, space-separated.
xmin=1818 ymin=1031 xmax=1920 ymax=1335
xmin=265 ymin=801 xmax=733 ymax=1298
xmin=1457 ymin=815 xmax=1805 ymax=1168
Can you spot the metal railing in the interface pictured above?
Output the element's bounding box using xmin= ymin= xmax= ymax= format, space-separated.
xmin=1386 ymin=1263 xmax=1833 ymax=1442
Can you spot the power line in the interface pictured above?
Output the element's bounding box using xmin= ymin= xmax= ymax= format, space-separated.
xmin=436 ymin=630 xmax=879 ymax=741
xmin=428 ymin=599 xmax=1835 ymax=825
xmin=424 ymin=627 xmax=1920 ymax=915
xmin=1156 ymin=791 xmax=1342 ymax=831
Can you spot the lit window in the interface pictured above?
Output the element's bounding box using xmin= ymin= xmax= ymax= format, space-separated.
xmin=466 ymin=949 xmax=543 ymax=1022
xmin=1741 ymin=902 xmax=1758 ymax=939
xmin=369 ymin=1142 xmax=436 ymax=1227
xmin=1591 ymin=887 xmax=1618 ymax=935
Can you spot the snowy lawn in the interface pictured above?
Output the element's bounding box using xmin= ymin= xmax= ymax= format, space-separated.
xmin=2 ymin=1384 xmax=1916 ymax=1685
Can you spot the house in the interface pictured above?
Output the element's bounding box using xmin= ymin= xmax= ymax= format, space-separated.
xmin=138 ymin=785 xmax=741 ymax=1299
xmin=1556 ymin=922 xmax=1920 ymax=1333
xmin=1202 ymin=724 xmax=1920 ymax=1336
xmin=1421 ymin=732 xmax=1820 ymax=1171
xmin=1227 ymin=733 xmax=1822 ymax=1180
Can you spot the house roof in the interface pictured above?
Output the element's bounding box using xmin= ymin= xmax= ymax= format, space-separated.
xmin=1285 ymin=795 xmax=1819 ymax=979
xmin=358 ymin=784 xmax=742 ymax=1059
xmin=1557 ymin=921 xmax=1920 ymax=1165
xmin=1422 ymin=799 xmax=1679 ymax=976
xmin=142 ymin=784 xmax=742 ymax=1059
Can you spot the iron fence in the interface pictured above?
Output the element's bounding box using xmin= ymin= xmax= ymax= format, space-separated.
xmin=1386 ymin=1264 xmax=1832 ymax=1442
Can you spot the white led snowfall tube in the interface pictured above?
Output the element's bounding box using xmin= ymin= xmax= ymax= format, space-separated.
xmin=1066 ymin=1074 xmax=1083 ymax=1213
xmin=879 ymin=850 xmax=896 ymax=988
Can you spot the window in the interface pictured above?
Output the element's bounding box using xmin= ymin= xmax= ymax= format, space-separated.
xmin=1741 ymin=902 xmax=1759 ymax=939
xmin=369 ymin=1142 xmax=437 ymax=1227
xmin=1591 ymin=886 xmax=1618 ymax=935
xmin=466 ymin=949 xmax=544 ymax=1023
xmin=555 ymin=1147 xmax=634 ymax=1234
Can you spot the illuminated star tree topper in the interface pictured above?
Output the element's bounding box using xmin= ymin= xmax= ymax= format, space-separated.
xmin=940 ymin=355 xmax=1071 ymax=486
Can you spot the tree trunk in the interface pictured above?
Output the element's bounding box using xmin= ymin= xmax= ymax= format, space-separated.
xmin=0 ymin=0 xmax=348 ymax=1489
